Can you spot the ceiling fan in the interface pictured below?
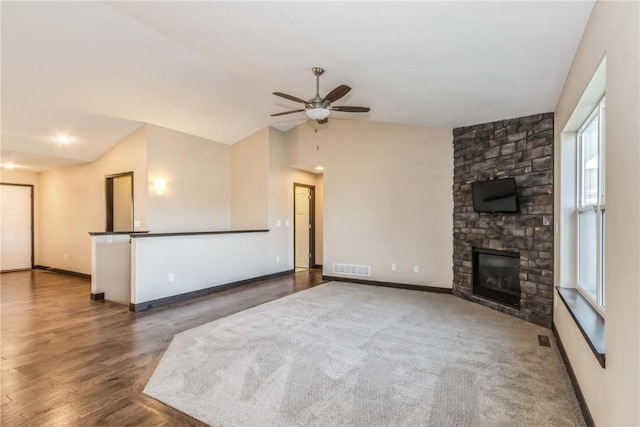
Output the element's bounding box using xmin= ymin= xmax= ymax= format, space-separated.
xmin=271 ymin=67 xmax=370 ymax=124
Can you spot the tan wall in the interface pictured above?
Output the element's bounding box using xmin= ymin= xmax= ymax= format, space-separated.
xmin=230 ymin=128 xmax=269 ymax=230
xmin=553 ymin=1 xmax=639 ymax=425
xmin=91 ymin=234 xmax=131 ymax=304
xmin=146 ymin=125 xmax=230 ymax=232
xmin=268 ymin=127 xmax=318 ymax=268
xmin=38 ymin=126 xmax=148 ymax=274
xmin=285 ymin=120 xmax=453 ymax=287
xmin=112 ymin=174 xmax=133 ymax=231
xmin=0 ymin=169 xmax=40 ymax=264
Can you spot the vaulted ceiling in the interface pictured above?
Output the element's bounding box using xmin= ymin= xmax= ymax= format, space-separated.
xmin=1 ymin=1 xmax=594 ymax=172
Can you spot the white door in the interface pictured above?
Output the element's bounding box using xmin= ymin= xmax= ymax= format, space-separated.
xmin=295 ymin=186 xmax=310 ymax=268
xmin=1 ymin=184 xmax=32 ymax=271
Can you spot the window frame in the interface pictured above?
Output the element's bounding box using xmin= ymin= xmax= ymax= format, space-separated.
xmin=576 ymin=96 xmax=606 ymax=315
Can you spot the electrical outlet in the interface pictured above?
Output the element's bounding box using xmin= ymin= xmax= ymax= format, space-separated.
xmin=413 ymin=265 xmax=419 ymax=273
xmin=64 ymin=254 xmax=68 ymax=261
xmin=276 ymin=256 xmax=280 ymax=263
xmin=285 ymin=220 xmax=290 ymax=227
xmin=391 ymin=263 xmax=396 ymax=271
xmin=134 ymin=220 xmax=140 ymax=228
xmin=168 ymin=273 xmax=174 ymax=282
xmin=107 ymin=236 xmax=113 ymax=244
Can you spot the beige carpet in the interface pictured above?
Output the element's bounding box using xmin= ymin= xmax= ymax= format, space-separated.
xmin=144 ymin=282 xmax=585 ymax=426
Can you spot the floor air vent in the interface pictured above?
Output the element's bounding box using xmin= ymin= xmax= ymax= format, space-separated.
xmin=538 ymin=335 xmax=551 ymax=347
xmin=332 ymin=263 xmax=371 ymax=277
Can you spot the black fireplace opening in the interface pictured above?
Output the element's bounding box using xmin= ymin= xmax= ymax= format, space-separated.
xmin=472 ymin=248 xmax=520 ymax=308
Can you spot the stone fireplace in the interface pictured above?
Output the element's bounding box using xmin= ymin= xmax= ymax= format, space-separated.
xmin=472 ymin=248 xmax=520 ymax=308
xmin=452 ymin=113 xmax=554 ymax=327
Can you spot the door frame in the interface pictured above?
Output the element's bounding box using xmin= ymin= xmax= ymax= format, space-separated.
xmin=105 ymin=171 xmax=134 ymax=232
xmin=293 ymin=183 xmax=316 ymax=269
xmin=0 ymin=183 xmax=34 ymax=271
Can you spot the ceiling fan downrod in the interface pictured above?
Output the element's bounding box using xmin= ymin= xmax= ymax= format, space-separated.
xmin=311 ymin=67 xmax=324 ymax=106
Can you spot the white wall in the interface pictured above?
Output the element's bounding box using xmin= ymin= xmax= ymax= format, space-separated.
xmin=285 ymin=120 xmax=453 ymax=288
xmin=147 ymin=125 xmax=230 ymax=232
xmin=131 ymin=232 xmax=278 ymax=304
xmin=554 ymin=1 xmax=640 ymax=425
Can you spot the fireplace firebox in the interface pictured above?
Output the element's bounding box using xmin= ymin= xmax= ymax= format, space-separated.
xmin=472 ymin=248 xmax=520 ymax=308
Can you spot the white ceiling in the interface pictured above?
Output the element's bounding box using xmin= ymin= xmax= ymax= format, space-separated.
xmin=1 ymin=1 xmax=594 ymax=172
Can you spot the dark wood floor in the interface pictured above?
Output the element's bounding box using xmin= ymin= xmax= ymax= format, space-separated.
xmin=1 ymin=268 xmax=324 ymax=426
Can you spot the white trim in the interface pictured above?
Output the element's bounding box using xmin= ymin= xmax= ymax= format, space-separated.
xmin=575 ymin=96 xmax=606 ymax=315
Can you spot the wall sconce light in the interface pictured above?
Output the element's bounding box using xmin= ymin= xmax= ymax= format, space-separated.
xmin=153 ymin=179 xmax=166 ymax=195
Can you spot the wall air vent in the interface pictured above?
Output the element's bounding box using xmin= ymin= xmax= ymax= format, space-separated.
xmin=332 ymin=263 xmax=371 ymax=277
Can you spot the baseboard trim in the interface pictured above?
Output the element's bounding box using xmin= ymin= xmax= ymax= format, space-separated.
xmin=552 ymin=323 xmax=595 ymax=427
xmin=323 ymin=275 xmax=453 ymax=294
xmin=129 ymin=269 xmax=295 ymax=312
xmin=91 ymin=292 xmax=105 ymax=301
xmin=34 ymin=265 xmax=91 ymax=280
xmin=0 ymin=268 xmax=32 ymax=273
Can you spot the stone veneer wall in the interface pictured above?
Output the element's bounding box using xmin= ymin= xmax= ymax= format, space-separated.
xmin=452 ymin=113 xmax=554 ymax=327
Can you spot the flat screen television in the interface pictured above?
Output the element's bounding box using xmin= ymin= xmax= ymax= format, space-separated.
xmin=471 ymin=178 xmax=518 ymax=213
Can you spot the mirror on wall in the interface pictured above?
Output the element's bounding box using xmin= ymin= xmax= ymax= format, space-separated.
xmin=105 ymin=172 xmax=133 ymax=232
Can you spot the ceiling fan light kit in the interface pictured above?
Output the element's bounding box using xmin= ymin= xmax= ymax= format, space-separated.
xmin=305 ymin=108 xmax=330 ymax=120
xmin=271 ymin=67 xmax=370 ymax=124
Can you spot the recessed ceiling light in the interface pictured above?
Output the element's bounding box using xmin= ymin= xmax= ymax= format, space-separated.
xmin=314 ymin=165 xmax=325 ymax=171
xmin=0 ymin=163 xmax=16 ymax=169
xmin=56 ymin=135 xmax=71 ymax=144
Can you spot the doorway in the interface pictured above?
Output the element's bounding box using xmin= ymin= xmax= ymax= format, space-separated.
xmin=1 ymin=184 xmax=33 ymax=271
xmin=294 ymin=183 xmax=315 ymax=269
xmin=105 ymin=172 xmax=133 ymax=232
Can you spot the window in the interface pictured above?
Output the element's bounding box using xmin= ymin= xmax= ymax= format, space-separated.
xmin=577 ymin=96 xmax=605 ymax=311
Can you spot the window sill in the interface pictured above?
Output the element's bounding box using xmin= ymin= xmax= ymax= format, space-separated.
xmin=556 ymin=287 xmax=605 ymax=368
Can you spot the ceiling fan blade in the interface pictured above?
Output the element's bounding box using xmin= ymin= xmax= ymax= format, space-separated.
xmin=317 ymin=118 xmax=328 ymax=125
xmin=323 ymin=85 xmax=351 ymax=104
xmin=271 ymin=109 xmax=305 ymax=117
xmin=330 ymin=106 xmax=370 ymax=113
xmin=273 ymin=92 xmax=308 ymax=104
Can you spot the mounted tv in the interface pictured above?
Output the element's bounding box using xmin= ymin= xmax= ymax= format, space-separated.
xmin=471 ymin=178 xmax=518 ymax=213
